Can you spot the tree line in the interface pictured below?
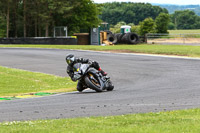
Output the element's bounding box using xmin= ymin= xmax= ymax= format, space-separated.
xmin=169 ymin=10 xmax=200 ymax=30
xmin=100 ymin=2 xmax=200 ymax=31
xmin=99 ymin=2 xmax=168 ymax=25
xmin=158 ymin=4 xmax=200 ymax=16
xmin=1 ymin=1 xmax=200 ymax=38
xmin=0 ymin=0 xmax=101 ymax=38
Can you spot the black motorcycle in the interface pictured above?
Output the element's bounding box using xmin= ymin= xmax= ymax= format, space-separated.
xmin=72 ymin=63 xmax=114 ymax=92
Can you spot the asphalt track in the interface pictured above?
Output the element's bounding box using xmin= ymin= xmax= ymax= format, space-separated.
xmin=0 ymin=48 xmax=200 ymax=122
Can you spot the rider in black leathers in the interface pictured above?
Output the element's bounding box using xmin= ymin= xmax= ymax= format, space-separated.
xmin=66 ymin=54 xmax=107 ymax=91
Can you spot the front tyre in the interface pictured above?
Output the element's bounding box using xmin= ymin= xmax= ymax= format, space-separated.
xmin=84 ymin=74 xmax=103 ymax=92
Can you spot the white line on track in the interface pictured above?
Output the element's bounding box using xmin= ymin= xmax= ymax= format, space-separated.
xmin=1 ymin=47 xmax=200 ymax=60
xmin=70 ymin=49 xmax=200 ymax=60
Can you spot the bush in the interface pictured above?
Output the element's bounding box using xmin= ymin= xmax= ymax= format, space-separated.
xmin=168 ymin=22 xmax=175 ymax=30
xmin=139 ymin=17 xmax=156 ymax=36
xmin=131 ymin=25 xmax=140 ymax=35
xmin=155 ymin=13 xmax=170 ymax=33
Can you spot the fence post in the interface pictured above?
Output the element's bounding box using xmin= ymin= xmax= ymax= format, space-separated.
xmin=145 ymin=34 xmax=147 ymax=43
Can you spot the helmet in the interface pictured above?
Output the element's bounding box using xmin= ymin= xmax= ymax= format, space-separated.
xmin=66 ymin=54 xmax=75 ymax=65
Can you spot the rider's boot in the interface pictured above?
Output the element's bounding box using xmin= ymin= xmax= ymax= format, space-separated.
xmin=77 ymin=81 xmax=85 ymax=92
xmin=98 ymin=68 xmax=107 ymax=76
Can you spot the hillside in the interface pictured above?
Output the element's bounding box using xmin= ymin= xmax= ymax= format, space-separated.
xmin=153 ymin=4 xmax=200 ymax=15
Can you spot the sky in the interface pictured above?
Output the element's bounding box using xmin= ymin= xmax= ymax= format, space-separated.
xmin=93 ymin=0 xmax=200 ymax=5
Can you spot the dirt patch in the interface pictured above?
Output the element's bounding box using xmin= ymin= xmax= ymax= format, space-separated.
xmin=148 ymin=38 xmax=200 ymax=45
xmin=98 ymin=49 xmax=190 ymax=58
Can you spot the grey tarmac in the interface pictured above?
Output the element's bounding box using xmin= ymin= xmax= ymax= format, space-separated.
xmin=0 ymin=48 xmax=200 ymax=122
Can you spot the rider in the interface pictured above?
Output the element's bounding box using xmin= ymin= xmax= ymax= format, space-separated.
xmin=66 ymin=54 xmax=107 ymax=91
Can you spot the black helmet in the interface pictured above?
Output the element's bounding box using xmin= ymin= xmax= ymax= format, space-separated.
xmin=66 ymin=54 xmax=75 ymax=65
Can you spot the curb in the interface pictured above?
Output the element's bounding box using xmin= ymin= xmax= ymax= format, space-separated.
xmin=0 ymin=92 xmax=55 ymax=101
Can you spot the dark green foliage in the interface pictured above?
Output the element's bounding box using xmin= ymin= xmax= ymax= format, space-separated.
xmin=0 ymin=0 xmax=101 ymax=37
xmin=62 ymin=0 xmax=101 ymax=35
xmin=168 ymin=22 xmax=175 ymax=30
xmin=155 ymin=13 xmax=170 ymax=33
xmin=170 ymin=10 xmax=200 ymax=29
xmin=99 ymin=2 xmax=168 ymax=25
xmin=139 ymin=17 xmax=156 ymax=36
xmin=0 ymin=16 xmax=6 ymax=37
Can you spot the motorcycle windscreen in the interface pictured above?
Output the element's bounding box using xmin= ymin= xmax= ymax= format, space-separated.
xmin=73 ymin=63 xmax=82 ymax=72
xmin=80 ymin=64 xmax=90 ymax=74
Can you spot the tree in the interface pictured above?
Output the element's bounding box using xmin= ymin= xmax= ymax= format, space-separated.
xmin=171 ymin=10 xmax=200 ymax=29
xmin=37 ymin=0 xmax=79 ymax=37
xmin=155 ymin=13 xmax=170 ymax=33
xmin=139 ymin=17 xmax=156 ymax=36
xmin=6 ymin=0 xmax=10 ymax=38
xmin=168 ymin=22 xmax=175 ymax=30
xmin=0 ymin=0 xmax=101 ymax=37
xmin=0 ymin=16 xmax=6 ymax=37
xmin=23 ymin=0 xmax=26 ymax=37
xmin=61 ymin=0 xmax=101 ymax=35
xmin=12 ymin=0 xmax=19 ymax=37
xmin=0 ymin=0 xmax=11 ymax=38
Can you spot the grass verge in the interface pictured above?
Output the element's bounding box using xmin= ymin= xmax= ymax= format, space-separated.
xmin=1 ymin=44 xmax=200 ymax=57
xmin=0 ymin=66 xmax=76 ymax=97
xmin=0 ymin=108 xmax=200 ymax=133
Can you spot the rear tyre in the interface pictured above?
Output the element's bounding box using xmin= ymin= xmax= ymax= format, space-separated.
xmin=84 ymin=75 xmax=103 ymax=92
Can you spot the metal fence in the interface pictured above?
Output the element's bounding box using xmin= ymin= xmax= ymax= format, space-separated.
xmin=146 ymin=33 xmax=200 ymax=45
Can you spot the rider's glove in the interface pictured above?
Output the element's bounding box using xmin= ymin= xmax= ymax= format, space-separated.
xmin=71 ymin=77 xmax=77 ymax=82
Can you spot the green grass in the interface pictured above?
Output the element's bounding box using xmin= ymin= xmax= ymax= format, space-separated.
xmin=1 ymin=108 xmax=200 ymax=133
xmin=169 ymin=29 xmax=200 ymax=34
xmin=1 ymin=44 xmax=200 ymax=57
xmin=0 ymin=66 xmax=76 ymax=96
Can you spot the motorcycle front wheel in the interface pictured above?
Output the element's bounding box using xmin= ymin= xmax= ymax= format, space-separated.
xmin=84 ymin=74 xmax=103 ymax=92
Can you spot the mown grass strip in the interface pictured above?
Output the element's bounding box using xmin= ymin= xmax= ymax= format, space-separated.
xmin=34 ymin=92 xmax=55 ymax=96
xmin=0 ymin=108 xmax=200 ymax=133
xmin=1 ymin=44 xmax=200 ymax=57
xmin=0 ymin=97 xmax=18 ymax=100
xmin=0 ymin=66 xmax=76 ymax=97
xmin=169 ymin=29 xmax=200 ymax=34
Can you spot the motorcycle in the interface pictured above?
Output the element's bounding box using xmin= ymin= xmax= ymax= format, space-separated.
xmin=72 ymin=63 xmax=114 ymax=92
